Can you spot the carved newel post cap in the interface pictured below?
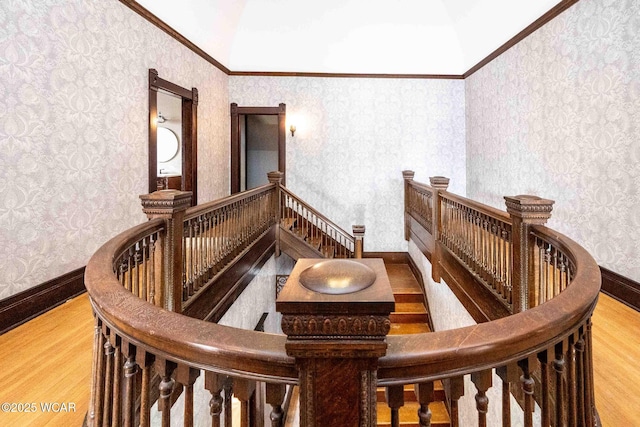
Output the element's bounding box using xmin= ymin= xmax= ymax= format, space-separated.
xmin=140 ymin=190 xmax=192 ymax=218
xmin=504 ymin=195 xmax=555 ymax=223
xmin=277 ymin=258 xmax=395 ymax=340
xmin=267 ymin=171 xmax=284 ymax=183
xmin=429 ymin=176 xmax=450 ymax=190
xmin=402 ymin=170 xmax=415 ymax=181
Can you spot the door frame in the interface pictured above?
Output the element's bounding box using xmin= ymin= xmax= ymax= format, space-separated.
xmin=230 ymin=103 xmax=286 ymax=194
xmin=149 ymin=69 xmax=198 ymax=205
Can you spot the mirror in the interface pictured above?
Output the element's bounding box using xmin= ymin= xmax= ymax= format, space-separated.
xmin=157 ymin=127 xmax=179 ymax=163
xmin=149 ymin=69 xmax=198 ymax=203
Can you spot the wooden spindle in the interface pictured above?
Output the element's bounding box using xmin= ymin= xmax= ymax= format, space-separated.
xmin=137 ymin=351 xmax=154 ymax=427
xmin=205 ymin=372 xmax=224 ymax=427
xmin=496 ymin=364 xmax=518 ymax=427
xmin=415 ymin=382 xmax=434 ymax=427
xmin=447 ymin=376 xmax=464 ymax=427
xmin=155 ymin=359 xmax=177 ymax=427
xmin=102 ymin=336 xmax=114 ymax=427
xmin=386 ymin=385 xmax=404 ymax=427
xmin=175 ymin=365 xmax=200 ymax=427
xmin=266 ymin=383 xmax=286 ymax=427
xmin=122 ymin=342 xmax=138 ymax=427
xmin=538 ymin=348 xmax=552 ymax=427
xmin=554 ymin=340 xmax=568 ymax=426
xmin=471 ymin=370 xmax=492 ymax=427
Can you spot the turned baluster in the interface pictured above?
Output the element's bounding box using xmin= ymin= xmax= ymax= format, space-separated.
xmin=266 ymin=382 xmax=286 ymax=427
xmin=415 ymin=382 xmax=434 ymax=427
xmin=176 ymin=365 xmax=200 ymax=427
xmin=205 ymin=372 xmax=224 ymax=427
xmin=223 ymin=377 xmax=233 ymax=427
xmin=234 ymin=378 xmax=256 ymax=427
xmin=446 ymin=376 xmax=464 ymax=427
xmin=89 ymin=318 xmax=106 ymax=427
xmin=567 ymin=333 xmax=577 ymax=426
xmin=554 ymin=340 xmax=568 ymax=426
xmin=121 ymin=341 xmax=138 ymax=427
xmin=386 ymin=385 xmax=404 ymax=427
xmin=156 ymin=359 xmax=177 ymax=427
xmin=497 ymin=364 xmax=519 ymax=427
xmin=471 ymin=370 xmax=492 ymax=427
xmin=518 ymin=357 xmax=535 ymax=427
xmin=102 ymin=326 xmax=115 ymax=427
xmin=537 ymin=348 xmax=552 ymax=427
xmin=575 ymin=326 xmax=586 ymax=427
xmin=136 ymin=351 xmax=154 ymax=427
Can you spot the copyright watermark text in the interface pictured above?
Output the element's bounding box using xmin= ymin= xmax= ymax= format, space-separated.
xmin=1 ymin=402 xmax=76 ymax=413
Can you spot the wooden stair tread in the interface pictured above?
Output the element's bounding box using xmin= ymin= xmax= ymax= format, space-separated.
xmin=389 ymin=323 xmax=431 ymax=335
xmin=393 ymin=302 xmax=427 ymax=313
xmin=376 ymin=401 xmax=450 ymax=427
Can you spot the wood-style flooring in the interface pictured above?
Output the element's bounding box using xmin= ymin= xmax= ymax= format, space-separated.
xmin=0 ymin=281 xmax=638 ymax=426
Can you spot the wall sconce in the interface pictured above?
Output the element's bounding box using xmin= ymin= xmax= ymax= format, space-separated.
xmin=290 ymin=125 xmax=296 ymax=137
xmin=157 ymin=112 xmax=167 ymax=123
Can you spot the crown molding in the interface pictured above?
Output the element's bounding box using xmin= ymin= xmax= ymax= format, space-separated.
xmin=118 ymin=0 xmax=231 ymax=75
xmin=121 ymin=0 xmax=579 ymax=80
xmin=463 ymin=0 xmax=579 ymax=78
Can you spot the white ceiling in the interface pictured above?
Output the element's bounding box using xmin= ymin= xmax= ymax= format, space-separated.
xmin=135 ymin=0 xmax=563 ymax=75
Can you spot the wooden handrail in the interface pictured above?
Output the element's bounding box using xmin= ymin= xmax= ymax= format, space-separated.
xmin=86 ymin=173 xmax=601 ymax=426
xmin=440 ymin=190 xmax=512 ymax=224
xmin=184 ymin=182 xmax=276 ymax=221
xmin=280 ymin=186 xmax=354 ymax=244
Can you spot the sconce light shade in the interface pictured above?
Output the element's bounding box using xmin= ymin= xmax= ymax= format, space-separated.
xmin=290 ymin=125 xmax=296 ymax=137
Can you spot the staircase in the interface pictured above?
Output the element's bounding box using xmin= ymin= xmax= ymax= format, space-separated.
xmin=377 ymin=263 xmax=451 ymax=427
xmin=278 ymin=187 xmax=357 ymax=260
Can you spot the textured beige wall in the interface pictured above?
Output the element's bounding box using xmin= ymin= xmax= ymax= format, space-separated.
xmin=0 ymin=0 xmax=230 ymax=298
xmin=230 ymin=76 xmax=467 ymax=252
xmin=466 ymin=0 xmax=640 ymax=281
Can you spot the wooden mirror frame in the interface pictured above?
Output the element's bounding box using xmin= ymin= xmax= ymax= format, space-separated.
xmin=149 ymin=69 xmax=198 ymax=205
xmin=230 ymin=103 xmax=286 ymax=194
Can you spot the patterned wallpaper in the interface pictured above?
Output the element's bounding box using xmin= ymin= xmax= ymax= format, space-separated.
xmin=466 ymin=0 xmax=640 ymax=282
xmin=0 ymin=0 xmax=229 ymax=298
xmin=230 ymin=76 xmax=466 ymax=252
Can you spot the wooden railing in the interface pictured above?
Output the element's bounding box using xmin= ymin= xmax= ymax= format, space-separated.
xmin=85 ymin=170 xmax=600 ymax=426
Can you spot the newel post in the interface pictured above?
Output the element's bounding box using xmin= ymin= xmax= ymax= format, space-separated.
xmin=429 ymin=176 xmax=449 ymax=283
xmin=402 ymin=170 xmax=415 ymax=241
xmin=140 ymin=190 xmax=192 ymax=313
xmin=267 ymin=171 xmax=284 ymax=257
xmin=277 ymin=259 xmax=395 ymax=426
xmin=505 ymin=195 xmax=554 ymax=313
xmin=353 ymin=225 xmax=365 ymax=258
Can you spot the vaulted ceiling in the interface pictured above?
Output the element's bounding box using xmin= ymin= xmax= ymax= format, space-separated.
xmin=135 ymin=0 xmax=564 ymax=75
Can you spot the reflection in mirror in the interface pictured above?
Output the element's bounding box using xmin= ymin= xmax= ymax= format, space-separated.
xmin=157 ymin=127 xmax=179 ymax=163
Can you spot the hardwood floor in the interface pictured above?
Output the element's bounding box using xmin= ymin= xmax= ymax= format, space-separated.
xmin=0 ymin=294 xmax=94 ymax=426
xmin=0 ymin=290 xmax=637 ymax=426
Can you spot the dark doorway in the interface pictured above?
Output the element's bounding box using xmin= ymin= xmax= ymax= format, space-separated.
xmin=230 ymin=103 xmax=286 ymax=194
xmin=149 ymin=69 xmax=198 ymax=205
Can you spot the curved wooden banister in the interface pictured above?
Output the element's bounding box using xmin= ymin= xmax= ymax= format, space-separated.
xmin=86 ymin=173 xmax=601 ymax=426
xmin=86 ymin=224 xmax=298 ymax=383
xmin=379 ymin=228 xmax=600 ymax=384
